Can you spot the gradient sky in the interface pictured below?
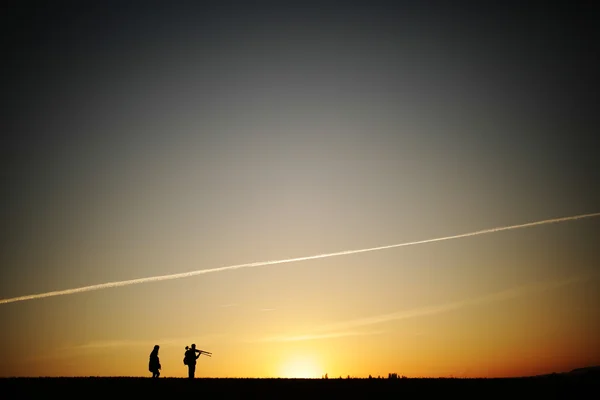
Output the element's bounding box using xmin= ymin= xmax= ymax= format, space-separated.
xmin=1 ymin=1 xmax=599 ymax=378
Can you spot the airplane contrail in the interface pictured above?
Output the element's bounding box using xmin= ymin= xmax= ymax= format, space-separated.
xmin=1 ymin=212 xmax=598 ymax=305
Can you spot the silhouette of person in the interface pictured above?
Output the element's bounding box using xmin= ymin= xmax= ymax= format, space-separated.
xmin=149 ymin=345 xmax=161 ymax=378
xmin=184 ymin=343 xmax=202 ymax=378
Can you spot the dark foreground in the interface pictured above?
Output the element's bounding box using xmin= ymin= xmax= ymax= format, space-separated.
xmin=1 ymin=375 xmax=598 ymax=399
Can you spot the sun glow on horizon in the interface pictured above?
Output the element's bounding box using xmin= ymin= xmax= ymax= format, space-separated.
xmin=279 ymin=356 xmax=322 ymax=379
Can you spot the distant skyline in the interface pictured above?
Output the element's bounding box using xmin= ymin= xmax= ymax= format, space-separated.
xmin=1 ymin=1 xmax=599 ymax=378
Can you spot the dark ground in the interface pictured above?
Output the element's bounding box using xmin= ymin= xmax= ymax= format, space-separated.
xmin=0 ymin=375 xmax=598 ymax=399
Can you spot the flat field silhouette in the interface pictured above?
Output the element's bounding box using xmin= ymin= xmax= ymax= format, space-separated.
xmin=1 ymin=374 xmax=598 ymax=399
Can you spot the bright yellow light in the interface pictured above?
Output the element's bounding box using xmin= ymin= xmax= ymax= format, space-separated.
xmin=279 ymin=356 xmax=321 ymax=378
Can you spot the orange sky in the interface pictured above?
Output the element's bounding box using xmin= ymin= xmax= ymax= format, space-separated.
xmin=2 ymin=236 xmax=599 ymax=378
xmin=2 ymin=2 xmax=599 ymax=378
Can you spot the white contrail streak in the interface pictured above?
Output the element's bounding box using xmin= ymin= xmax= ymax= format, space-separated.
xmin=1 ymin=212 xmax=598 ymax=305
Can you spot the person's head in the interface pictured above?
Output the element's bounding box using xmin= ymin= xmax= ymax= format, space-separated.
xmin=191 ymin=344 xmax=196 ymax=349
xmin=154 ymin=345 xmax=159 ymax=351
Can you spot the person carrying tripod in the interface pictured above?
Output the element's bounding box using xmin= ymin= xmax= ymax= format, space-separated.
xmin=183 ymin=343 xmax=211 ymax=378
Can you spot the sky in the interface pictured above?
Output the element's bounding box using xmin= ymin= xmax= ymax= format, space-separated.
xmin=1 ymin=1 xmax=599 ymax=378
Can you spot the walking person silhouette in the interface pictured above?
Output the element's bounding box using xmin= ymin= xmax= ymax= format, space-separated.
xmin=149 ymin=345 xmax=161 ymax=378
xmin=183 ymin=343 xmax=211 ymax=378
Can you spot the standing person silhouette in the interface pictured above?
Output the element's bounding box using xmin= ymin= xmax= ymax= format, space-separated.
xmin=149 ymin=345 xmax=161 ymax=378
xmin=184 ymin=343 xmax=208 ymax=378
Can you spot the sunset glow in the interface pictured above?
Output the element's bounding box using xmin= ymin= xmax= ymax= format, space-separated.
xmin=279 ymin=356 xmax=322 ymax=379
xmin=2 ymin=2 xmax=598 ymax=380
